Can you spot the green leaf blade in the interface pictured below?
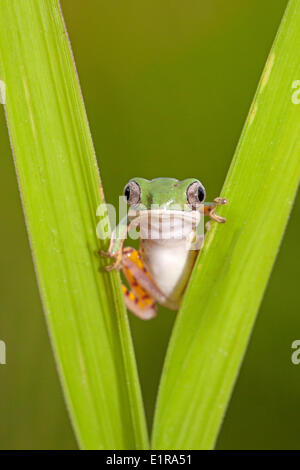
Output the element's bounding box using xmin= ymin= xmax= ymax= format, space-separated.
xmin=0 ymin=0 xmax=148 ymax=450
xmin=152 ymin=0 xmax=300 ymax=450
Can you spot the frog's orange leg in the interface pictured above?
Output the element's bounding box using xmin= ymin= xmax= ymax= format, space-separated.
xmin=121 ymin=248 xmax=158 ymax=320
xmin=122 ymin=247 xmax=177 ymax=309
xmin=121 ymin=285 xmax=156 ymax=320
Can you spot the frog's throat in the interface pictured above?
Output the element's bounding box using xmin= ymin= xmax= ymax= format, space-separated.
xmin=129 ymin=209 xmax=202 ymax=241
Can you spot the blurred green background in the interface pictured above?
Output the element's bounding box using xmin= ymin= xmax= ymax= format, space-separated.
xmin=0 ymin=0 xmax=299 ymax=449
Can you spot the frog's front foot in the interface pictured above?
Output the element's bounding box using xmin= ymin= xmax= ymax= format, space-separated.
xmin=209 ymin=197 xmax=227 ymax=223
xmin=99 ymin=249 xmax=122 ymax=271
xmin=214 ymin=197 xmax=227 ymax=206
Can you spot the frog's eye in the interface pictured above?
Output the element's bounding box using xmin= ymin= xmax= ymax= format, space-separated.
xmin=186 ymin=181 xmax=206 ymax=207
xmin=123 ymin=181 xmax=141 ymax=205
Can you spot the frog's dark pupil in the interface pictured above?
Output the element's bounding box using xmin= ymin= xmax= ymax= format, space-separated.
xmin=124 ymin=186 xmax=131 ymax=200
xmin=198 ymin=186 xmax=205 ymax=202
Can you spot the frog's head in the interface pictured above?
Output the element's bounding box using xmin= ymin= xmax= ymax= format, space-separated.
xmin=123 ymin=177 xmax=206 ymax=211
xmin=123 ymin=178 xmax=206 ymax=240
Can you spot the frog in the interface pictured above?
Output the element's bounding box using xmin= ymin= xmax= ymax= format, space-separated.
xmin=100 ymin=177 xmax=227 ymax=320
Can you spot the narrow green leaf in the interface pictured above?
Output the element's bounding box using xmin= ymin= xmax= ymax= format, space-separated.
xmin=0 ymin=0 xmax=148 ymax=450
xmin=152 ymin=0 xmax=300 ymax=450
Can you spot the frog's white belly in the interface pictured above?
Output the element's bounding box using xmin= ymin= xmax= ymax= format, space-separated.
xmin=134 ymin=209 xmax=201 ymax=309
xmin=140 ymin=239 xmax=198 ymax=309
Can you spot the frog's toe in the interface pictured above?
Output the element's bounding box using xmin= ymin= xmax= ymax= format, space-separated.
xmin=99 ymin=249 xmax=114 ymax=258
xmin=214 ymin=197 xmax=227 ymax=205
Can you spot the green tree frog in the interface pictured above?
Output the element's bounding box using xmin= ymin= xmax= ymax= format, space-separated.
xmin=101 ymin=178 xmax=227 ymax=320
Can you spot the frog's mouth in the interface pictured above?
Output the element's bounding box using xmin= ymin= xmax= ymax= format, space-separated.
xmin=131 ymin=209 xmax=202 ymax=240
